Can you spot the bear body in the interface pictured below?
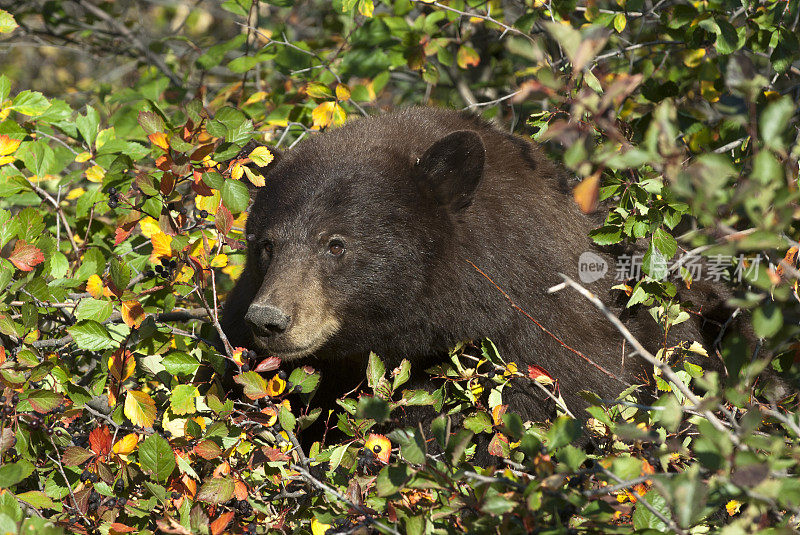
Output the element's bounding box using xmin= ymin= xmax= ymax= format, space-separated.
xmin=221 ymin=107 xmax=729 ymax=437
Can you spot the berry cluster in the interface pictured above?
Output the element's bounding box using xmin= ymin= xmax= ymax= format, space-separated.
xmin=107 ymin=186 xmax=120 ymax=208
xmin=143 ymin=256 xmax=179 ymax=280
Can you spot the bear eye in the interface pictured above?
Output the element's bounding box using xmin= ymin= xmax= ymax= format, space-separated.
xmin=327 ymin=238 xmax=345 ymax=257
xmin=259 ymin=241 xmax=273 ymax=269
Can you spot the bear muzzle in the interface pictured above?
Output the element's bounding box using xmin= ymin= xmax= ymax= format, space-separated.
xmin=245 ymin=303 xmax=291 ymax=337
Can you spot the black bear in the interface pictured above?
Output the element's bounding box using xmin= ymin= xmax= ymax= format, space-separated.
xmin=220 ymin=107 xmax=740 ymax=438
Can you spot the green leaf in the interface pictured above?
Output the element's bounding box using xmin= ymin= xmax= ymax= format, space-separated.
xmin=10 ymin=91 xmax=50 ymax=116
xmin=0 ymin=460 xmax=34 ymax=487
xmin=233 ymin=371 xmax=269 ymax=399
xmin=67 ymin=320 xmax=117 ymax=351
xmin=75 ymin=106 xmax=100 ymax=147
xmin=170 ymin=385 xmax=199 ymax=416
xmin=161 ymin=353 xmax=200 ymax=376
xmin=632 ymin=489 xmax=670 ymax=531
xmin=74 ymin=298 xmax=113 ymax=323
xmin=197 ymin=477 xmax=235 ymax=504
xmin=546 ymin=416 xmax=581 ymax=449
xmin=18 ymin=141 xmax=55 ymax=177
xmin=287 ymin=367 xmax=320 ymax=394
xmin=327 ymin=443 xmax=349 ymax=472
xmin=17 ymin=390 xmax=63 ymax=413
xmin=391 ymin=359 xmax=411 ymax=390
xmin=0 ymin=74 xmax=9 ymax=102
xmin=0 ymin=10 xmax=17 ymax=34
xmin=221 ymin=178 xmax=250 ymax=214
xmin=366 ymin=351 xmax=385 ymax=390
xmin=642 ymin=240 xmax=668 ymax=280
xmin=652 ymin=228 xmax=677 ymax=259
xmin=356 ymin=396 xmax=390 ymax=423
xmin=138 ymin=111 xmax=165 ymax=135
xmin=15 ymin=491 xmax=53 ymax=510
xmin=375 ymin=464 xmax=410 ymax=497
xmin=752 ymin=302 xmax=783 ymax=338
xmin=463 ymin=412 xmax=493 ymax=434
xmin=139 ymin=433 xmax=176 ymax=482
xmin=759 ymin=96 xmax=794 ymax=149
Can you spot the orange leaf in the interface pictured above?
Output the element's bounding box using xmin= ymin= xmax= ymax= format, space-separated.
xmin=109 ymin=522 xmax=138 ymax=534
xmin=148 ymin=132 xmax=170 ymax=151
xmin=573 ymin=173 xmax=600 ymax=213
xmin=121 ymin=300 xmax=146 ymax=329
xmin=234 ymin=480 xmax=249 ymax=500
xmin=150 ymin=232 xmax=172 ymax=263
xmin=210 ymin=511 xmax=234 ymax=535
xmin=457 ymin=45 xmax=480 ymax=69
xmin=8 ymin=240 xmax=44 ymax=271
xmin=89 ymin=426 xmax=112 ymax=456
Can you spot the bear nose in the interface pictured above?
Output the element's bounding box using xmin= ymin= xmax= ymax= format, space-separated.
xmin=245 ymin=304 xmax=291 ymax=336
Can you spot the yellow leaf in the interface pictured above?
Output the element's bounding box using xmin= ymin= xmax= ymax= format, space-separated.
xmin=248 ymin=146 xmax=274 ymax=167
xmin=124 ymin=390 xmax=157 ymax=428
xmin=150 ymin=232 xmax=172 ymax=263
xmin=261 ymin=407 xmax=278 ymax=427
xmin=683 ymin=48 xmax=706 ymax=68
xmin=231 ymin=161 xmax=244 ymax=181
xmin=726 ymin=500 xmax=741 ymax=516
xmin=311 ymin=519 xmax=332 ymax=535
xmin=335 ymin=84 xmax=351 ymax=101
xmin=85 ymin=165 xmax=105 ymax=183
xmin=86 ymin=274 xmax=104 ymax=299
xmin=210 ymin=254 xmax=228 ymax=268
xmin=613 ymin=13 xmax=626 ymax=33
xmin=96 ymin=127 xmax=115 ymax=150
xmin=112 ymin=433 xmax=139 ymax=455
xmin=75 ymin=151 xmax=92 ymax=163
xmin=0 ymin=155 xmax=13 ymax=166
xmin=266 ymin=375 xmax=287 ymax=397
xmin=358 ymin=0 xmax=374 ymax=17
xmin=148 ymin=132 xmax=170 ymax=151
xmin=311 ymin=101 xmax=336 ymax=130
xmin=121 ymin=300 xmax=147 ymax=329
xmin=0 ymin=134 xmax=21 ymax=156
xmin=139 ymin=216 xmax=160 ymax=239
xmin=195 ymin=194 xmax=219 ymax=214
xmin=243 ymin=165 xmax=265 ymax=187
xmin=244 ymin=91 xmax=268 ymax=105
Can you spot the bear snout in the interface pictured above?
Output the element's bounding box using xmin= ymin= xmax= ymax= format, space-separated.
xmin=244 ymin=303 xmax=291 ymax=337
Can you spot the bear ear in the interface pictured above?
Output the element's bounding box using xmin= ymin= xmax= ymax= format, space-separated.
xmin=417 ymin=130 xmax=485 ymax=211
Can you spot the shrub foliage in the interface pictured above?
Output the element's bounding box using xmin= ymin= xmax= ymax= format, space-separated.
xmin=0 ymin=1 xmax=799 ymax=534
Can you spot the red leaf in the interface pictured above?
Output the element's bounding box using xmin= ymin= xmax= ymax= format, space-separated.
xmin=89 ymin=426 xmax=112 ymax=456
xmin=263 ymin=447 xmax=290 ymax=462
xmin=194 ymin=440 xmax=223 ymax=460
xmin=254 ymin=357 xmax=281 ymax=373
xmin=8 ymin=240 xmax=44 ymax=271
xmin=527 ymin=364 xmax=555 ymax=386
xmin=192 ymin=172 xmax=214 ymax=196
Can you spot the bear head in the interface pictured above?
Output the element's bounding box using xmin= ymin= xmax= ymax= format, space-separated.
xmin=240 ymin=128 xmax=486 ymax=362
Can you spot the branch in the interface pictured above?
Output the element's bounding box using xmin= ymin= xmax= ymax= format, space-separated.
xmin=74 ymin=0 xmax=182 ymax=87
xmin=549 ymin=275 xmax=743 ymax=448
xmin=291 ymin=464 xmax=402 ymax=535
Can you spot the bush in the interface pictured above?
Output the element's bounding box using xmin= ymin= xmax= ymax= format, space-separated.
xmin=0 ymin=1 xmax=798 ymax=533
